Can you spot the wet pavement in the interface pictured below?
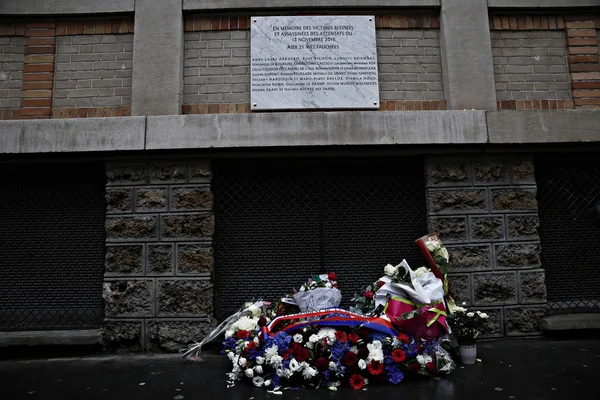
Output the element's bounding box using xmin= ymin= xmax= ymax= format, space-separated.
xmin=0 ymin=337 xmax=599 ymax=400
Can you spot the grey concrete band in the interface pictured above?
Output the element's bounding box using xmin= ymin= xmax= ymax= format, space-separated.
xmin=183 ymin=0 xmax=440 ymax=11
xmin=488 ymin=0 xmax=600 ymax=8
xmin=0 ymin=330 xmax=102 ymax=346
xmin=0 ymin=117 xmax=146 ymax=154
xmin=0 ymin=0 xmax=134 ymax=15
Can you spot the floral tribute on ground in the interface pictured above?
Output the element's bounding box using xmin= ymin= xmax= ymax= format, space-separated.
xmin=183 ymin=232 xmax=484 ymax=392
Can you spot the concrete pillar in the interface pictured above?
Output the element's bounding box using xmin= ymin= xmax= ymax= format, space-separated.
xmin=131 ymin=0 xmax=183 ymax=116
xmin=439 ymin=0 xmax=497 ymax=110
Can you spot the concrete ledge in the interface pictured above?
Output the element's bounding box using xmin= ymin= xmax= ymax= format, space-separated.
xmin=0 ymin=330 xmax=102 ymax=346
xmin=542 ymin=314 xmax=600 ymax=331
xmin=0 ymin=0 xmax=134 ymax=15
xmin=488 ymin=0 xmax=599 ymax=7
xmin=487 ymin=110 xmax=600 ymax=144
xmin=146 ymin=111 xmax=487 ymax=150
xmin=0 ymin=117 xmax=145 ymax=154
xmin=183 ymin=0 xmax=440 ymax=10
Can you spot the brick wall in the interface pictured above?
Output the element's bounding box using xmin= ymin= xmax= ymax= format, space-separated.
xmin=426 ymin=155 xmax=546 ymax=337
xmin=53 ymin=34 xmax=133 ymax=110
xmin=491 ymin=30 xmax=571 ymax=103
xmin=103 ymin=160 xmax=215 ymax=352
xmin=377 ymin=29 xmax=443 ymax=101
xmin=0 ymin=36 xmax=24 ymax=118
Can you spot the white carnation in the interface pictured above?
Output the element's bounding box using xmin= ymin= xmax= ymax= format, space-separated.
xmin=417 ymin=354 xmax=433 ymax=366
xmin=293 ymin=334 xmax=303 ymax=343
xmin=349 ymin=346 xmax=358 ymax=354
xmin=270 ymin=355 xmax=283 ymax=368
xmin=358 ymin=359 xmax=367 ymax=370
xmin=325 ymin=282 xmax=332 ymax=288
xmin=264 ymin=345 xmax=279 ymax=361
xmin=227 ymin=352 xmax=236 ymax=361
xmin=305 ymin=341 xmax=314 ymax=349
xmin=367 ymin=340 xmax=383 ymax=362
xmin=302 ymin=366 xmax=317 ymax=379
xmin=309 ymin=334 xmax=320 ymax=343
xmin=264 ymin=379 xmax=271 ymax=387
xmin=317 ymin=328 xmax=336 ymax=342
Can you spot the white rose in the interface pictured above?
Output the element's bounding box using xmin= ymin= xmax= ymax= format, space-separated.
xmin=255 ymin=356 xmax=264 ymax=365
xmin=248 ymin=305 xmax=262 ymax=318
xmin=245 ymin=368 xmax=254 ymax=378
xmin=309 ymin=334 xmax=320 ymax=343
xmin=384 ymin=264 xmax=398 ymax=277
xmin=467 ymin=312 xmax=475 ymax=317
xmin=414 ymin=266 xmax=430 ymax=277
xmin=424 ymin=238 xmax=440 ymax=251
xmin=293 ymin=334 xmax=303 ymax=343
xmin=480 ymin=313 xmax=489 ymax=318
xmin=254 ymin=365 xmax=263 ymax=374
xmin=358 ymin=359 xmax=367 ymax=370
xmin=225 ymin=330 xmax=234 ymax=338
xmin=238 ymin=357 xmax=247 ymax=367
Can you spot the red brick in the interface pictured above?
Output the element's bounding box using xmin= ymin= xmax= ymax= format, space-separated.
xmin=112 ymin=20 xmax=121 ymax=33
xmin=566 ymin=20 xmax=595 ymax=29
xmin=208 ymin=104 xmax=218 ymax=114
xmin=422 ymin=101 xmax=431 ymax=111
xmin=567 ymin=37 xmax=597 ymax=46
xmin=573 ymin=90 xmax=600 ymax=98
xmin=565 ymin=15 xmax=592 ymax=22
xmin=569 ymin=55 xmax=599 ymax=63
xmin=56 ymin=23 xmax=66 ymax=36
xmin=571 ymin=82 xmax=600 ymax=89
xmin=502 ymin=17 xmax=510 ymax=30
xmin=129 ymin=20 xmax=134 ymax=33
xmin=76 ymin=22 xmax=84 ymax=35
xmin=119 ymin=20 xmax=129 ymax=33
xmin=422 ymin=15 xmax=431 ymax=29
xmin=399 ymin=15 xmax=409 ymax=29
xmin=574 ymin=98 xmax=600 ymax=106
xmin=548 ymin=16 xmax=557 ymax=30
xmin=568 ymin=46 xmax=598 ymax=55
xmin=201 ymin=17 xmax=211 ymax=31
xmin=390 ymin=15 xmax=400 ymax=28
xmin=20 ymin=107 xmax=51 ymax=116
xmin=541 ymin=17 xmax=549 ymax=30
xmin=24 ymin=46 xmax=55 ymax=54
xmin=66 ymin=22 xmax=76 ymax=35
xmin=25 ymin=28 xmax=56 ymax=37
xmin=200 ymin=104 xmax=208 ymax=114
xmin=182 ymin=104 xmax=191 ymax=114
xmin=565 ymin=100 xmax=575 ymax=109
xmin=517 ymin=16 xmax=526 ymax=30
xmin=22 ymin=99 xmax=52 ymax=107
xmin=22 ymin=82 xmax=53 ymax=90
xmin=27 ymin=22 xmax=55 ymax=29
xmin=221 ymin=16 xmax=230 ymax=30
xmin=525 ymin=16 xmax=533 ymax=30
xmin=24 ymin=64 xmax=54 ymax=73
xmin=431 ymin=15 xmax=439 ymax=29
xmin=567 ymin=29 xmax=596 ymax=37
xmin=386 ymin=101 xmax=395 ymax=111
xmin=211 ymin=17 xmax=221 ymax=31
xmin=22 ymin=73 xmax=54 ymax=82
xmin=103 ymin=20 xmax=112 ymax=34
xmin=541 ymin=100 xmax=550 ymax=110
xmin=533 ymin=16 xmax=542 ymax=29
xmin=382 ymin=15 xmax=391 ymax=28
xmin=492 ymin=16 xmax=502 ymax=30
xmin=509 ymin=17 xmax=518 ymax=30
xmin=95 ymin=20 xmax=103 ymax=34
xmin=570 ymin=64 xmax=600 ymax=72
xmin=230 ymin=17 xmax=239 ymax=30
xmin=24 ymin=55 xmax=54 ymax=63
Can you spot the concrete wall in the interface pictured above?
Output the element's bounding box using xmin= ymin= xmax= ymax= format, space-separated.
xmin=54 ymin=34 xmax=133 ymax=108
xmin=491 ymin=30 xmax=570 ymax=101
xmin=426 ymin=154 xmax=547 ymax=337
xmin=103 ymin=160 xmax=215 ymax=352
xmin=377 ymin=29 xmax=443 ymax=101
xmin=0 ymin=36 xmax=24 ymax=111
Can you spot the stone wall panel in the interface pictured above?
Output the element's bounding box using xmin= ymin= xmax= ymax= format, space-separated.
xmin=105 ymin=245 xmax=144 ymax=275
xmin=157 ymin=280 xmax=213 ymax=316
xmin=106 ymin=188 xmax=133 ymax=213
xmin=473 ymin=272 xmax=517 ymax=306
xmin=491 ymin=187 xmax=537 ymax=212
xmin=146 ymin=320 xmax=213 ymax=352
xmin=504 ymin=306 xmax=547 ymax=336
xmin=105 ymin=216 xmax=157 ymax=240
xmin=427 ymin=217 xmax=467 ymax=243
xmin=147 ymin=244 xmax=174 ymax=275
xmin=507 ymin=215 xmax=539 ymax=240
xmin=427 ymin=188 xmax=488 ymax=214
xmin=447 ymin=244 xmax=492 ymax=271
xmin=495 ymin=243 xmax=541 ymax=269
xmin=103 ymin=280 xmax=154 ymax=317
xmin=518 ymin=270 xmax=547 ymax=304
xmin=470 ymin=216 xmax=505 ymax=241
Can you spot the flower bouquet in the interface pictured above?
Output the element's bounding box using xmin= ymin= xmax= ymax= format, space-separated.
xmin=415 ymin=232 xmax=451 ymax=282
xmin=293 ymin=273 xmax=342 ymax=313
xmin=447 ymin=303 xmax=489 ymax=365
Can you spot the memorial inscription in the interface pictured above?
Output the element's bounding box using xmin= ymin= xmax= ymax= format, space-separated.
xmin=251 ymin=16 xmax=379 ymax=110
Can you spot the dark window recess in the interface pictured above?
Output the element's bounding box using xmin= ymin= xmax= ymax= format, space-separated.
xmin=536 ymin=154 xmax=600 ymax=313
xmin=0 ymin=163 xmax=106 ymax=331
xmin=213 ymin=158 xmax=427 ymax=319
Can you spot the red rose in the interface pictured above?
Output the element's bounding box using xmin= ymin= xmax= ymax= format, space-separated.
xmin=364 ymin=291 xmax=374 ymax=300
xmin=349 ymin=373 xmax=365 ymax=390
xmin=391 ymin=349 xmax=406 ymax=363
xmin=367 ymin=360 xmax=384 ymax=376
xmin=314 ymin=357 xmax=329 ymax=372
xmin=342 ymin=351 xmax=358 ymax=367
xmin=236 ymin=330 xmax=251 ymax=339
xmin=258 ymin=316 xmax=268 ymax=327
xmin=357 ymin=346 xmax=369 ymax=360
xmin=396 ymin=333 xmax=409 ymax=343
xmin=407 ymin=361 xmax=420 ymax=374
xmin=426 ymin=362 xmax=437 ymax=375
xmin=348 ymin=332 xmax=360 ymax=344
xmin=293 ymin=346 xmax=311 ymax=362
xmin=328 ymin=272 xmax=336 ymax=282
xmin=377 ymin=281 xmax=385 ymax=288
xmin=246 ymin=341 xmax=256 ymax=351
xmin=335 ymin=331 xmax=347 ymax=343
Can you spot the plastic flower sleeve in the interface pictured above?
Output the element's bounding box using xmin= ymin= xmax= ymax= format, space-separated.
xmin=293 ymin=287 xmax=342 ymax=312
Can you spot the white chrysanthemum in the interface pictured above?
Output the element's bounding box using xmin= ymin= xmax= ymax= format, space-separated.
xmin=245 ymin=368 xmax=254 ymax=378
xmin=289 ymin=358 xmax=301 ymax=372
xmin=309 ymin=334 xmax=320 ymax=343
xmin=225 ymin=329 xmax=234 ymax=338
xmin=232 ymin=316 xmax=259 ymax=332
xmin=254 ymin=365 xmax=263 ymax=374
xmin=467 ymin=312 xmax=474 ymax=317
xmin=227 ymin=352 xmax=236 ymax=361
xmin=264 ymin=345 xmax=279 ymax=361
xmin=302 ymin=366 xmax=317 ymax=379
xmin=317 ymin=327 xmax=336 ymax=342
xmin=367 ymin=340 xmax=383 ymax=362
xmin=255 ymin=356 xmax=264 ymax=365
xmin=276 ymin=368 xmax=293 ymax=378
xmin=328 ymin=361 xmax=337 ymax=371
xmin=270 ymin=355 xmax=283 ymax=368
xmin=293 ymin=334 xmax=303 ymax=343
xmin=384 ymin=264 xmax=398 ymax=277
xmin=252 ymin=376 xmax=264 ymax=387
xmin=414 ymin=266 xmax=430 ymax=278
xmin=358 ymin=359 xmax=367 ymax=370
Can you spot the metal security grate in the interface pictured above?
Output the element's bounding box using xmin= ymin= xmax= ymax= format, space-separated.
xmin=213 ymin=158 xmax=426 ymax=319
xmin=0 ymin=163 xmax=106 ymax=331
xmin=536 ymin=154 xmax=600 ymax=313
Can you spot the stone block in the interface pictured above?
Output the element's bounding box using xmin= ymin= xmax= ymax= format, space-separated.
xmin=106 ymin=216 xmax=157 ymax=240
xmin=504 ymin=306 xmax=547 ymax=336
xmin=511 ymin=158 xmax=535 ymax=184
xmin=106 ymin=163 xmax=146 ymax=186
xmin=427 ymin=189 xmax=488 ymax=214
xmin=103 ymin=280 xmax=153 ymax=317
xmin=426 ymin=158 xmax=471 ymax=186
xmin=447 ymin=245 xmax=491 ymax=271
xmin=495 ymin=243 xmax=541 ymax=269
xmin=161 ymin=214 xmax=214 ymax=240
xmin=105 ymin=188 xmax=132 ymax=213
xmin=448 ymin=274 xmax=471 ymax=306
xmin=470 ymin=216 xmax=505 ymax=241
xmin=177 ymin=244 xmax=213 ymax=275
xmin=473 ymin=156 xmax=509 ymax=185
xmin=518 ymin=270 xmax=547 ymax=304
xmin=147 ymin=244 xmax=173 ymax=275
xmin=427 ymin=217 xmax=467 ymax=243
xmin=171 ymin=186 xmax=213 ymax=211
xmin=491 ymin=188 xmax=537 ymax=212
xmin=473 ymin=272 xmax=517 ymax=306
xmin=102 ymin=321 xmax=142 ymax=352
xmin=136 ymin=187 xmax=168 ymax=212
xmin=105 ymin=245 xmax=143 ymax=275
xmin=157 ymin=280 xmax=213 ymax=316
xmin=146 ymin=320 xmax=213 ymax=352
xmin=149 ymin=163 xmax=186 ymax=183
xmin=477 ymin=307 xmax=503 ymax=338
xmin=507 ymin=215 xmax=539 ymax=240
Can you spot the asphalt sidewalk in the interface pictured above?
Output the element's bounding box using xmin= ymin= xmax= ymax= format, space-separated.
xmin=0 ymin=337 xmax=599 ymax=400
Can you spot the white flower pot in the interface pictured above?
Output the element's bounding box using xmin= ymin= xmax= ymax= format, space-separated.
xmin=458 ymin=344 xmax=477 ymax=365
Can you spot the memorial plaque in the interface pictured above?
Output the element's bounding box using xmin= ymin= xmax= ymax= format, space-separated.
xmin=251 ymin=16 xmax=379 ymax=110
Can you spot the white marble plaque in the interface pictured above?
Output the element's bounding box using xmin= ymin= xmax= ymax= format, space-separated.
xmin=251 ymin=16 xmax=379 ymax=110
